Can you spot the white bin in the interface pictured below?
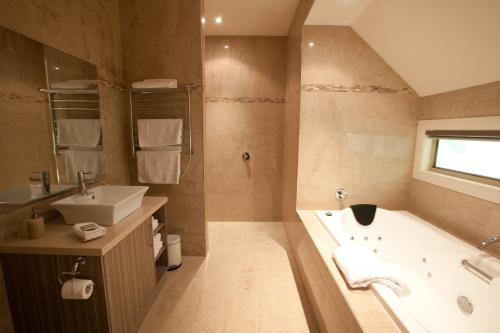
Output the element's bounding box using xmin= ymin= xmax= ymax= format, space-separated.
xmin=167 ymin=234 xmax=182 ymax=270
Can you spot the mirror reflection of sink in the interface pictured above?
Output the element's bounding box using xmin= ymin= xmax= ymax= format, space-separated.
xmin=51 ymin=185 xmax=149 ymax=225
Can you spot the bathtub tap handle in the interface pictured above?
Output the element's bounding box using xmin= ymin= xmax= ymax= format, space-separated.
xmin=335 ymin=188 xmax=347 ymax=201
xmin=477 ymin=236 xmax=500 ymax=250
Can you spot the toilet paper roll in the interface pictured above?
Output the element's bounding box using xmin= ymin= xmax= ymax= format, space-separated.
xmin=61 ymin=278 xmax=94 ymax=300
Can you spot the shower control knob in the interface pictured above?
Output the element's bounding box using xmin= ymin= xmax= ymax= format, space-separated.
xmin=242 ymin=152 xmax=250 ymax=161
xmin=335 ymin=188 xmax=347 ymax=200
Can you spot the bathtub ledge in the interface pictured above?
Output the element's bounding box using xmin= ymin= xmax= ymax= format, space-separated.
xmin=297 ymin=209 xmax=403 ymax=333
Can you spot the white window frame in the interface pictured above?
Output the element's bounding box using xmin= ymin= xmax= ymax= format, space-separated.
xmin=413 ymin=116 xmax=500 ymax=204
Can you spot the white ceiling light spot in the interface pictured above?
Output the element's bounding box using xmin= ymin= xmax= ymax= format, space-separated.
xmin=308 ymin=42 xmax=315 ymax=47
xmin=201 ymin=17 xmax=206 ymax=24
xmin=224 ymin=44 xmax=229 ymax=49
xmin=215 ymin=16 xmax=223 ymax=24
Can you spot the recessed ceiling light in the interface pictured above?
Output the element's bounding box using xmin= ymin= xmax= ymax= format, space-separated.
xmin=201 ymin=17 xmax=206 ymax=24
xmin=308 ymin=42 xmax=315 ymax=47
xmin=215 ymin=16 xmax=223 ymax=24
xmin=54 ymin=67 xmax=60 ymax=70
xmin=224 ymin=45 xmax=229 ymax=49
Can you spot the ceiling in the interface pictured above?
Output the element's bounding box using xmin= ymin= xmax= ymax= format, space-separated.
xmin=306 ymin=0 xmax=500 ymax=96
xmin=204 ymin=0 xmax=300 ymax=36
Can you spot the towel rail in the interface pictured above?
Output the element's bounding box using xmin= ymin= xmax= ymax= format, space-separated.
xmin=123 ymin=84 xmax=195 ymax=179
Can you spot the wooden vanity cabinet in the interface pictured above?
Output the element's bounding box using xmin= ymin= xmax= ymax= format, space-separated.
xmin=0 ymin=197 xmax=168 ymax=333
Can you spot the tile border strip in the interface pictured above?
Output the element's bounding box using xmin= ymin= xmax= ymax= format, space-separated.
xmin=205 ymin=97 xmax=285 ymax=104
xmin=302 ymin=84 xmax=416 ymax=95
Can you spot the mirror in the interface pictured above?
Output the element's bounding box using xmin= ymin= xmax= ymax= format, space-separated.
xmin=0 ymin=25 xmax=105 ymax=211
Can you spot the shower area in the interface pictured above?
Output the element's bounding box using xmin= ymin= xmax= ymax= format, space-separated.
xmin=204 ymin=36 xmax=286 ymax=222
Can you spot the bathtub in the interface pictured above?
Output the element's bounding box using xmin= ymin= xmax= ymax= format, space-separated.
xmin=315 ymin=208 xmax=500 ymax=333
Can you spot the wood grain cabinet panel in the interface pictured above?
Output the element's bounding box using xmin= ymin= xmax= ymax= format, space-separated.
xmin=103 ymin=219 xmax=156 ymax=333
xmin=0 ymin=254 xmax=108 ymax=333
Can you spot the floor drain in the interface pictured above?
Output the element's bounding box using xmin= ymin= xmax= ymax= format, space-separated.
xmin=457 ymin=296 xmax=473 ymax=315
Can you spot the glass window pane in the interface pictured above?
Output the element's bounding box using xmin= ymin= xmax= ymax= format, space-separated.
xmin=434 ymin=139 xmax=500 ymax=180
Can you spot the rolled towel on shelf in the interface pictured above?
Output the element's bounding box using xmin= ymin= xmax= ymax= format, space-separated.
xmin=153 ymin=233 xmax=162 ymax=243
xmin=57 ymin=119 xmax=101 ymax=147
xmin=131 ymin=79 xmax=177 ymax=89
xmin=154 ymin=239 xmax=164 ymax=257
xmin=332 ymin=244 xmax=410 ymax=297
xmin=152 ymin=217 xmax=159 ymax=230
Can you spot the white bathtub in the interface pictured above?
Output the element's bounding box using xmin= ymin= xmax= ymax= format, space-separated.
xmin=316 ymin=208 xmax=500 ymax=333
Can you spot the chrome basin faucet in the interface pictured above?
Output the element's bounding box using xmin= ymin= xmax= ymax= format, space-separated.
xmin=477 ymin=236 xmax=500 ymax=250
xmin=77 ymin=171 xmax=92 ymax=195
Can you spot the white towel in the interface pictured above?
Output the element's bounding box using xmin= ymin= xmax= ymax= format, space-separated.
xmin=65 ymin=150 xmax=104 ymax=183
xmin=154 ymin=239 xmax=164 ymax=257
xmin=57 ymin=119 xmax=101 ymax=147
xmin=73 ymin=223 xmax=107 ymax=242
xmin=136 ymin=148 xmax=181 ymax=184
xmin=137 ymin=119 xmax=182 ymax=147
xmin=51 ymin=80 xmax=98 ymax=89
xmin=152 ymin=217 xmax=159 ymax=230
xmin=332 ymin=244 xmax=410 ymax=296
xmin=132 ymin=79 xmax=177 ymax=89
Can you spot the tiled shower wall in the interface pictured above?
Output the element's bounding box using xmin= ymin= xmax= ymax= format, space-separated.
xmin=204 ymin=36 xmax=286 ymax=221
xmin=296 ymin=26 xmax=419 ymax=210
xmin=119 ymin=0 xmax=207 ymax=255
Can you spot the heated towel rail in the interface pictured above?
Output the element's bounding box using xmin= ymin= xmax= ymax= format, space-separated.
xmin=122 ymin=84 xmax=194 ymax=178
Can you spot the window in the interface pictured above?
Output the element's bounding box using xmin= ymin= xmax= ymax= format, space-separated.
xmin=429 ymin=135 xmax=500 ymax=185
xmin=413 ymin=117 xmax=500 ymax=204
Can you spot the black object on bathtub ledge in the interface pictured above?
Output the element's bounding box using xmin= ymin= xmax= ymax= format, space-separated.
xmin=350 ymin=204 xmax=377 ymax=226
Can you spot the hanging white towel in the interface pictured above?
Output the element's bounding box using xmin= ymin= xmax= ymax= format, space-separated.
xmin=51 ymin=80 xmax=98 ymax=89
xmin=131 ymin=79 xmax=177 ymax=89
xmin=57 ymin=119 xmax=101 ymax=147
xmin=136 ymin=148 xmax=181 ymax=184
xmin=137 ymin=119 xmax=183 ymax=147
xmin=65 ymin=150 xmax=104 ymax=183
xmin=332 ymin=244 xmax=410 ymax=297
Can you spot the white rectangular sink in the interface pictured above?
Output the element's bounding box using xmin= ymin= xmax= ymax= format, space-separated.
xmin=51 ymin=185 xmax=149 ymax=225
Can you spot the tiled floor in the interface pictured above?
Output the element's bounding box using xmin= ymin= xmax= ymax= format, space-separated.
xmin=139 ymin=222 xmax=318 ymax=333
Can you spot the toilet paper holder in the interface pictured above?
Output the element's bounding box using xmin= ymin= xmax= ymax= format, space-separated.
xmin=58 ymin=257 xmax=86 ymax=285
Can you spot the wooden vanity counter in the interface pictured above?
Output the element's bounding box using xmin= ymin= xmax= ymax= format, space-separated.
xmin=0 ymin=196 xmax=169 ymax=333
xmin=0 ymin=196 xmax=167 ymax=256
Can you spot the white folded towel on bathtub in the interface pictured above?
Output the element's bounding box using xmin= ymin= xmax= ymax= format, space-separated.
xmin=332 ymin=244 xmax=410 ymax=297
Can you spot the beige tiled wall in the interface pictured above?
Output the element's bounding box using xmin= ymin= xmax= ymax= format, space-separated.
xmin=296 ymin=26 xmax=418 ymax=210
xmin=204 ymin=36 xmax=286 ymax=221
xmin=409 ymin=81 xmax=500 ymax=257
xmin=119 ymin=0 xmax=207 ymax=255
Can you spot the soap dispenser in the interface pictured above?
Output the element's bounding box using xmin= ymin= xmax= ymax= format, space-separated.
xmin=27 ymin=208 xmax=45 ymax=239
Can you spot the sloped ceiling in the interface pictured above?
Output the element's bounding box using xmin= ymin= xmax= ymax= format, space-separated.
xmin=306 ymin=0 xmax=500 ymax=96
xmin=204 ymin=0 xmax=300 ymax=36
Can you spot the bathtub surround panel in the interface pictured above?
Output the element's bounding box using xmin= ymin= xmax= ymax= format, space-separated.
xmin=297 ymin=26 xmax=418 ymax=210
xmin=409 ymin=81 xmax=500 ymax=257
xmin=205 ymin=37 xmax=286 ymax=221
xmin=120 ymin=0 xmax=206 ymax=255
